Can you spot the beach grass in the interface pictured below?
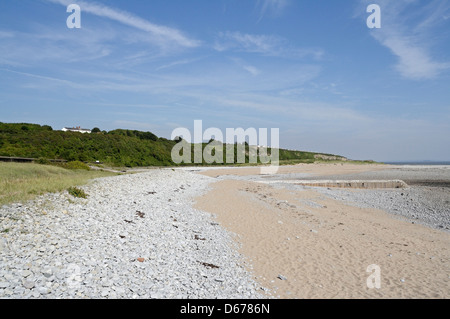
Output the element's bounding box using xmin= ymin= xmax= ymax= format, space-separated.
xmin=0 ymin=162 xmax=118 ymax=206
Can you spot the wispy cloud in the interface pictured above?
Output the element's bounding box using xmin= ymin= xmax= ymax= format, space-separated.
xmin=256 ymin=0 xmax=290 ymax=21
xmin=214 ymin=31 xmax=281 ymax=54
xmin=0 ymin=67 xmax=83 ymax=89
xmin=46 ymin=0 xmax=200 ymax=49
xmin=214 ymin=31 xmax=323 ymax=59
xmin=0 ymin=26 xmax=114 ymax=66
xmin=242 ymin=65 xmax=261 ymax=76
xmin=361 ymin=0 xmax=450 ymax=80
xmin=155 ymin=57 xmax=204 ymax=71
xmin=0 ymin=31 xmax=15 ymax=39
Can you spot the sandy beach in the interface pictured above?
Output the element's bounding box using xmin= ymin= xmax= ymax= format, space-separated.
xmin=1 ymin=163 xmax=448 ymax=300
xmin=194 ymin=163 xmax=450 ymax=299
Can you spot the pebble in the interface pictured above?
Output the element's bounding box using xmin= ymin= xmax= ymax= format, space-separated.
xmin=23 ymin=280 xmax=35 ymax=289
xmin=0 ymin=169 xmax=266 ymax=299
xmin=277 ymin=274 xmax=287 ymax=281
xmin=0 ymin=282 xmax=10 ymax=288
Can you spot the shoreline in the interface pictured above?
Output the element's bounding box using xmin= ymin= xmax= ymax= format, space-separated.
xmin=193 ymin=163 xmax=450 ymax=298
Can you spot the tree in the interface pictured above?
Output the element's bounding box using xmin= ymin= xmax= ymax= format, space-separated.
xmin=92 ymin=127 xmax=101 ymax=133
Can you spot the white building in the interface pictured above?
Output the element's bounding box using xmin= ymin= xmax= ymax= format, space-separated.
xmin=62 ymin=126 xmax=91 ymax=134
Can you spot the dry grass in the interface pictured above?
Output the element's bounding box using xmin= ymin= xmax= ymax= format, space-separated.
xmin=0 ymin=162 xmax=117 ymax=206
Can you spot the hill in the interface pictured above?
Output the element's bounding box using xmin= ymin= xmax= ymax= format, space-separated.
xmin=0 ymin=122 xmax=347 ymax=167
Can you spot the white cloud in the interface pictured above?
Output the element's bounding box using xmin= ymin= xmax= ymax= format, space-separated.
xmin=0 ymin=31 xmax=15 ymax=38
xmin=381 ymin=35 xmax=448 ymax=79
xmin=256 ymin=0 xmax=290 ymax=21
xmin=155 ymin=57 xmax=204 ymax=71
xmin=243 ymin=65 xmax=261 ymax=76
xmin=0 ymin=67 xmax=83 ymax=90
xmin=214 ymin=31 xmax=324 ymax=59
xmin=214 ymin=31 xmax=281 ymax=54
xmin=0 ymin=26 xmax=114 ymax=67
xmin=362 ymin=0 xmax=450 ymax=79
xmin=46 ymin=0 xmax=200 ymax=49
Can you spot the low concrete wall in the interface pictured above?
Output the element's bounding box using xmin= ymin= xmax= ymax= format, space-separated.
xmin=261 ymin=179 xmax=409 ymax=189
xmin=0 ymin=156 xmax=35 ymax=163
xmin=0 ymin=156 xmax=67 ymax=164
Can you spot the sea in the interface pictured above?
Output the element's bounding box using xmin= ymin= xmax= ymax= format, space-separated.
xmin=385 ymin=161 xmax=450 ymax=166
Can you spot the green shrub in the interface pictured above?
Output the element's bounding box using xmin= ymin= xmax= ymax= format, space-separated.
xmin=64 ymin=161 xmax=91 ymax=170
xmin=36 ymin=157 xmax=50 ymax=165
xmin=67 ymin=186 xmax=88 ymax=199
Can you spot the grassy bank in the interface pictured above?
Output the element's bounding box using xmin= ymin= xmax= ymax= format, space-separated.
xmin=0 ymin=162 xmax=118 ymax=206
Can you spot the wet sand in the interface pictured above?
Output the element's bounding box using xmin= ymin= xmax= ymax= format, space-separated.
xmin=193 ymin=163 xmax=450 ymax=298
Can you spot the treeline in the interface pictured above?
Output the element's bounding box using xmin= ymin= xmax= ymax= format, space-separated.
xmin=0 ymin=122 xmax=344 ymax=167
xmin=0 ymin=123 xmax=175 ymax=167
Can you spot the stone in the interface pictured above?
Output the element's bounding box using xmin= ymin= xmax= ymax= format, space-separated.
xmin=42 ymin=269 xmax=53 ymax=278
xmin=38 ymin=286 xmax=49 ymax=295
xmin=0 ymin=282 xmax=10 ymax=288
xmin=277 ymin=274 xmax=287 ymax=281
xmin=23 ymin=280 xmax=35 ymax=289
xmin=101 ymin=288 xmax=109 ymax=297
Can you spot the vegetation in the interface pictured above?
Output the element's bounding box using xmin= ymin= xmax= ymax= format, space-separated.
xmin=67 ymin=186 xmax=88 ymax=199
xmin=0 ymin=122 xmax=347 ymax=168
xmin=0 ymin=162 xmax=116 ymax=206
xmin=59 ymin=161 xmax=91 ymax=170
xmin=0 ymin=122 xmax=175 ymax=167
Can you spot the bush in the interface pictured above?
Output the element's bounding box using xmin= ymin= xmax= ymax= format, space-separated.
xmin=67 ymin=186 xmax=88 ymax=199
xmin=36 ymin=157 xmax=50 ymax=165
xmin=64 ymin=161 xmax=91 ymax=170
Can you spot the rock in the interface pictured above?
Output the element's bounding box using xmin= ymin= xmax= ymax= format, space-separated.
xmin=38 ymin=287 xmax=50 ymax=295
xmin=277 ymin=274 xmax=287 ymax=281
xmin=0 ymin=239 xmax=7 ymax=252
xmin=42 ymin=269 xmax=53 ymax=278
xmin=137 ymin=258 xmax=145 ymax=263
xmin=101 ymin=288 xmax=109 ymax=297
xmin=0 ymin=282 xmax=10 ymax=289
xmin=23 ymin=280 xmax=35 ymax=289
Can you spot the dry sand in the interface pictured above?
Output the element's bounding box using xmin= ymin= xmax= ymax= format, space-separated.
xmin=194 ymin=163 xmax=450 ymax=299
xmin=197 ymin=162 xmax=393 ymax=178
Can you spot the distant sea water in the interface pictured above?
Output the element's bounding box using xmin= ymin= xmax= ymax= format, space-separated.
xmin=384 ymin=161 xmax=450 ymax=166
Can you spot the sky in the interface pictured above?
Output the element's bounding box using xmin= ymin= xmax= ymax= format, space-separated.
xmin=0 ymin=0 xmax=449 ymax=162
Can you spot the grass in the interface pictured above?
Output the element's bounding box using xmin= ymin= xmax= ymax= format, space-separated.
xmin=67 ymin=186 xmax=88 ymax=199
xmin=0 ymin=162 xmax=117 ymax=206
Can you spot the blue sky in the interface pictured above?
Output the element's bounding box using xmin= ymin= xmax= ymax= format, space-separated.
xmin=0 ymin=0 xmax=449 ymax=162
